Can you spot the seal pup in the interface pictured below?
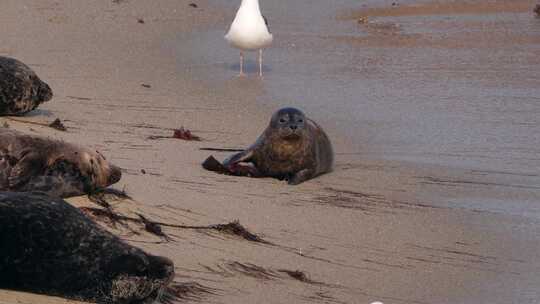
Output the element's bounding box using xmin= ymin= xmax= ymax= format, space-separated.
xmin=0 ymin=191 xmax=175 ymax=304
xmin=225 ymin=0 xmax=273 ymax=76
xmin=219 ymin=107 xmax=333 ymax=185
xmin=0 ymin=128 xmax=121 ymax=197
xmin=0 ymin=56 xmax=53 ymax=116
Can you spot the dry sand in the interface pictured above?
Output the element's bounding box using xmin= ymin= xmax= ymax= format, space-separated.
xmin=1 ymin=0 xmax=540 ymax=303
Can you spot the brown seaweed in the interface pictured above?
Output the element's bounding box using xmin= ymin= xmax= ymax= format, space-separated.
xmin=161 ymin=282 xmax=219 ymax=303
xmin=148 ymin=127 xmax=201 ymax=141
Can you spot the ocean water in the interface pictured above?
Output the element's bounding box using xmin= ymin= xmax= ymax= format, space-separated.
xmin=173 ymin=0 xmax=540 ymax=212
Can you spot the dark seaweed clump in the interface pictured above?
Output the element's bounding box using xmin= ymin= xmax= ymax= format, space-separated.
xmin=210 ymin=220 xmax=271 ymax=244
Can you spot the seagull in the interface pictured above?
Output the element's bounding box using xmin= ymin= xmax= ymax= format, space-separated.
xmin=225 ymin=0 xmax=273 ymax=77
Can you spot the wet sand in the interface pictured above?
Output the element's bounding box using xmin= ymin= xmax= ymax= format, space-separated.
xmin=1 ymin=0 xmax=540 ymax=303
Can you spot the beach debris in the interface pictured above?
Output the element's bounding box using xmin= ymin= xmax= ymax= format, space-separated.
xmin=66 ymin=95 xmax=91 ymax=101
xmin=141 ymin=169 xmax=146 ymax=174
xmin=137 ymin=213 xmax=171 ymax=240
xmin=82 ymin=204 xmax=269 ymax=244
xmin=357 ymin=16 xmax=369 ymax=24
xmin=278 ymin=269 xmax=312 ymax=282
xmin=79 ymin=207 xmax=130 ymax=229
xmin=48 ymin=118 xmax=67 ymax=131
xmin=141 ymin=83 xmax=151 ymax=88
xmin=226 ymin=262 xmax=278 ymax=280
xmin=137 ymin=18 xmax=145 ymax=24
xmin=173 ymin=127 xmax=201 ymax=140
xmin=148 ymin=127 xmax=201 ymax=141
xmin=88 ymin=187 xmax=131 ymax=208
xmin=2 ymin=121 xmax=8 ymax=128
xmin=189 ymin=3 xmax=198 ymax=8
xmin=161 ymin=282 xmax=218 ymax=303
xmin=6 ymin=117 xmax=68 ymax=131
xmin=210 ymin=220 xmax=270 ymax=244
xmin=199 ymin=147 xmax=244 ymax=152
xmin=202 ymin=155 xmax=260 ymax=177
xmin=535 ymin=4 xmax=540 ymax=16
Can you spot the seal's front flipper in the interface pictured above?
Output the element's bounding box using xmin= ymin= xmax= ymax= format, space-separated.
xmin=202 ymin=154 xmax=261 ymax=177
xmin=288 ymin=169 xmax=314 ymax=185
xmin=8 ymin=151 xmax=44 ymax=188
xmin=222 ymin=150 xmax=254 ymax=168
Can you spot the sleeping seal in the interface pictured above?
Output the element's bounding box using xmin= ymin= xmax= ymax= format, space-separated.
xmin=220 ymin=107 xmax=333 ymax=185
xmin=0 ymin=128 xmax=121 ymax=197
xmin=0 ymin=191 xmax=175 ymax=304
xmin=0 ymin=56 xmax=53 ymax=116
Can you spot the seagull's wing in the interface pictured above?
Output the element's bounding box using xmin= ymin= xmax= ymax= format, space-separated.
xmin=262 ymin=15 xmax=270 ymax=32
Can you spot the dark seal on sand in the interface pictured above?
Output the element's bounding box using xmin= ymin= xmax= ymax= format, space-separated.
xmin=0 ymin=128 xmax=121 ymax=197
xmin=0 ymin=56 xmax=53 ymax=116
xmin=0 ymin=191 xmax=175 ymax=304
xmin=208 ymin=107 xmax=333 ymax=185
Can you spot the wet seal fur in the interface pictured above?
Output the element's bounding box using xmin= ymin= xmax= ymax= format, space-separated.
xmin=216 ymin=107 xmax=333 ymax=185
xmin=0 ymin=56 xmax=53 ymax=116
xmin=0 ymin=192 xmax=175 ymax=304
xmin=0 ymin=128 xmax=121 ymax=197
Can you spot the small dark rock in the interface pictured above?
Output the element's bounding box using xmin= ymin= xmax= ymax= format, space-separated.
xmin=141 ymin=83 xmax=151 ymax=88
xmin=137 ymin=18 xmax=145 ymax=24
xmin=189 ymin=3 xmax=198 ymax=8
xmin=141 ymin=169 xmax=146 ymax=174
xmin=49 ymin=118 xmax=67 ymax=131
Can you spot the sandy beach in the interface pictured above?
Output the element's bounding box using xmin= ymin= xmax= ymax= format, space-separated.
xmin=1 ymin=0 xmax=540 ymax=303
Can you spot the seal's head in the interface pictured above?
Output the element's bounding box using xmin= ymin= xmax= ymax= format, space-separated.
xmin=40 ymin=148 xmax=122 ymax=196
xmin=269 ymin=107 xmax=307 ymax=141
xmin=79 ymin=150 xmax=122 ymax=188
xmin=37 ymin=80 xmax=53 ymax=102
xmin=109 ymin=252 xmax=175 ymax=304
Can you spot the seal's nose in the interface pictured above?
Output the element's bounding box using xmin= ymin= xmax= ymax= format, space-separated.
xmin=108 ymin=165 xmax=122 ymax=185
xmin=289 ymin=125 xmax=298 ymax=130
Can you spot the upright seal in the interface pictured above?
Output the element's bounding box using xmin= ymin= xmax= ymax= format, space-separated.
xmin=0 ymin=56 xmax=53 ymax=116
xmin=211 ymin=107 xmax=333 ymax=185
xmin=0 ymin=128 xmax=121 ymax=197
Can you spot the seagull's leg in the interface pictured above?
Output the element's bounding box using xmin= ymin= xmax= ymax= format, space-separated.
xmin=239 ymin=51 xmax=245 ymax=77
xmin=258 ymin=49 xmax=263 ymax=77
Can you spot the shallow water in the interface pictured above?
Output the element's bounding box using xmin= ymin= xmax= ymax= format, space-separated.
xmin=177 ymin=0 xmax=540 ymax=214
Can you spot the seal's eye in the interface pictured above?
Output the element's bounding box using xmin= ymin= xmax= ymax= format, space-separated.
xmin=279 ymin=118 xmax=286 ymax=123
xmin=298 ymin=119 xmax=303 ymax=123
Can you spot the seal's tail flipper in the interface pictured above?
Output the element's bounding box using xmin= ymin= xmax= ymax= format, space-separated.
xmin=202 ymin=155 xmax=229 ymax=174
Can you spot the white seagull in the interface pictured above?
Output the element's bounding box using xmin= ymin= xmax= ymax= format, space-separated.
xmin=225 ymin=0 xmax=273 ymax=77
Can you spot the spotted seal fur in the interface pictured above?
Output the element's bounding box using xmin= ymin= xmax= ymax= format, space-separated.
xmin=0 ymin=191 xmax=175 ymax=304
xmin=0 ymin=128 xmax=121 ymax=197
xmin=0 ymin=56 xmax=53 ymax=116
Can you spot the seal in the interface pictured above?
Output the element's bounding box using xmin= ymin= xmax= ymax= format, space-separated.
xmin=0 ymin=56 xmax=53 ymax=116
xmin=221 ymin=107 xmax=333 ymax=185
xmin=0 ymin=128 xmax=122 ymax=197
xmin=0 ymin=191 xmax=175 ymax=304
